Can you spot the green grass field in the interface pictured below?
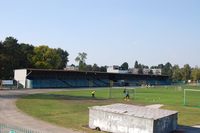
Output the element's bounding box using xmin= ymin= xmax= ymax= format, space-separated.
xmin=16 ymin=85 xmax=200 ymax=132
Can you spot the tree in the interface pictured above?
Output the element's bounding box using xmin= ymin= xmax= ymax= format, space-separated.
xmin=0 ymin=41 xmax=2 ymax=48
xmin=162 ymin=62 xmax=172 ymax=78
xmin=158 ymin=64 xmax=164 ymax=69
xmin=70 ymin=64 xmax=75 ymax=67
xmin=32 ymin=45 xmax=62 ymax=69
xmin=92 ymin=64 xmax=100 ymax=71
xmin=134 ymin=61 xmax=149 ymax=69
xmin=134 ymin=61 xmax=139 ymax=68
xmin=1 ymin=37 xmax=20 ymax=79
xmin=100 ymin=66 xmax=107 ymax=72
xmin=86 ymin=64 xmax=106 ymax=72
xmin=55 ymin=48 xmax=69 ymax=69
xmin=151 ymin=66 xmax=158 ymax=69
xmin=0 ymin=41 xmax=4 ymax=78
xmin=0 ymin=37 xmax=36 ymax=79
xmin=75 ymin=52 xmax=87 ymax=71
xmin=181 ymin=64 xmax=191 ymax=81
xmin=191 ymin=67 xmax=200 ymax=81
xmin=172 ymin=65 xmax=182 ymax=81
xmin=148 ymin=70 xmax=153 ymax=75
xmin=0 ymin=36 xmax=70 ymax=79
xmin=142 ymin=65 xmax=149 ymax=69
xmin=86 ymin=65 xmax=92 ymax=71
xmin=19 ymin=43 xmax=34 ymax=68
xmin=121 ymin=62 xmax=129 ymax=70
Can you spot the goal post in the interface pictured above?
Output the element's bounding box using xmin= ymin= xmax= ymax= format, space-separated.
xmin=109 ymin=86 xmax=136 ymax=99
xmin=184 ymin=89 xmax=200 ymax=107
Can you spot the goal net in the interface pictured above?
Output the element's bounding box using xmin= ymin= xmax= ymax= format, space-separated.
xmin=184 ymin=89 xmax=200 ymax=107
xmin=109 ymin=87 xmax=136 ymax=99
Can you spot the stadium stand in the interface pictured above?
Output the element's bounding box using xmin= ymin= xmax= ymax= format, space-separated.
xmin=14 ymin=69 xmax=171 ymax=88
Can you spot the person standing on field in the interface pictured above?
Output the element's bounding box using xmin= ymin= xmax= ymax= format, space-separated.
xmin=91 ymin=90 xmax=96 ymax=98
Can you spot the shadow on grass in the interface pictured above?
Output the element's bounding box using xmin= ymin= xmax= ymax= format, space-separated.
xmin=21 ymin=93 xmax=108 ymax=101
xmin=183 ymin=105 xmax=200 ymax=109
xmin=178 ymin=125 xmax=200 ymax=133
xmin=0 ymin=94 xmax=27 ymax=99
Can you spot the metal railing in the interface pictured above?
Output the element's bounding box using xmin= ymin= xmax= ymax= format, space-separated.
xmin=0 ymin=123 xmax=42 ymax=133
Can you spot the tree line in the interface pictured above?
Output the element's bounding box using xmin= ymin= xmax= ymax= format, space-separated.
xmin=74 ymin=52 xmax=107 ymax=72
xmin=0 ymin=37 xmax=107 ymax=79
xmin=74 ymin=53 xmax=200 ymax=82
xmin=134 ymin=61 xmax=200 ymax=82
xmin=1 ymin=36 xmax=200 ymax=82
xmin=0 ymin=37 xmax=69 ymax=79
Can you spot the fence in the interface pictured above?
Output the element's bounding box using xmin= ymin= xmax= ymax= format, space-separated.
xmin=0 ymin=123 xmax=42 ymax=133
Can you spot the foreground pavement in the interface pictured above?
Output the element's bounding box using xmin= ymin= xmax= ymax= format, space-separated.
xmin=0 ymin=89 xmax=82 ymax=133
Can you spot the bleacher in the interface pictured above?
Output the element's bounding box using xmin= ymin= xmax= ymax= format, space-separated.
xmin=23 ymin=69 xmax=170 ymax=89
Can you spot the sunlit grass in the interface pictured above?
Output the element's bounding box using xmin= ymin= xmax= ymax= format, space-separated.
xmin=16 ymin=85 xmax=200 ymax=132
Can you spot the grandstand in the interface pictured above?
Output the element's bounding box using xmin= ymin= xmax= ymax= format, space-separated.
xmin=14 ymin=69 xmax=171 ymax=88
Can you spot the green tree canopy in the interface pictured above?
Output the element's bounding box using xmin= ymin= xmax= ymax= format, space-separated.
xmin=162 ymin=62 xmax=173 ymax=77
xmin=100 ymin=66 xmax=107 ymax=72
xmin=92 ymin=63 xmax=100 ymax=71
xmin=75 ymin=52 xmax=87 ymax=71
xmin=86 ymin=65 xmax=92 ymax=71
xmin=121 ymin=62 xmax=129 ymax=70
xmin=0 ymin=37 xmax=20 ymax=79
xmin=0 ymin=36 xmax=69 ymax=79
xmin=191 ymin=67 xmax=200 ymax=81
xmin=181 ymin=64 xmax=191 ymax=81
xmin=55 ymin=48 xmax=69 ymax=69
xmin=134 ymin=61 xmax=139 ymax=68
xmin=172 ymin=65 xmax=182 ymax=81
xmin=32 ymin=45 xmax=62 ymax=69
xmin=19 ymin=43 xmax=34 ymax=68
xmin=148 ymin=70 xmax=153 ymax=75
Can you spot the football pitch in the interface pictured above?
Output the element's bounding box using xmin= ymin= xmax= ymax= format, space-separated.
xmin=16 ymin=85 xmax=200 ymax=132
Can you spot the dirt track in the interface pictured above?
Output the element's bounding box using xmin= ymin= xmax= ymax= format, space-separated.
xmin=0 ymin=89 xmax=81 ymax=133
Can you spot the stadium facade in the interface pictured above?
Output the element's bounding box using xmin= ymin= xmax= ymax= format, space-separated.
xmin=14 ymin=69 xmax=171 ymax=89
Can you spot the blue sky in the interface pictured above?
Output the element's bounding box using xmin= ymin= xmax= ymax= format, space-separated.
xmin=0 ymin=0 xmax=200 ymax=67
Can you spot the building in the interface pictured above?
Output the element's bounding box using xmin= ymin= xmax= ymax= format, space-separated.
xmin=143 ymin=68 xmax=162 ymax=75
xmin=89 ymin=103 xmax=178 ymax=133
xmin=107 ymin=65 xmax=128 ymax=73
xmin=14 ymin=68 xmax=170 ymax=88
xmin=107 ymin=66 xmax=162 ymax=75
xmin=129 ymin=68 xmax=162 ymax=75
xmin=64 ymin=65 xmax=79 ymax=71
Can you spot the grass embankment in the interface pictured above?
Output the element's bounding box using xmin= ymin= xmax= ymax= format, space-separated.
xmin=16 ymin=86 xmax=200 ymax=132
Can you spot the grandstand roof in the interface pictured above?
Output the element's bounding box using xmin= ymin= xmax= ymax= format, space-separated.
xmin=15 ymin=68 xmax=169 ymax=77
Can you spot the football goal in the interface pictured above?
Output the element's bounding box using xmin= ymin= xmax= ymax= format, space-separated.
xmin=184 ymin=89 xmax=200 ymax=107
xmin=109 ymin=87 xmax=136 ymax=99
